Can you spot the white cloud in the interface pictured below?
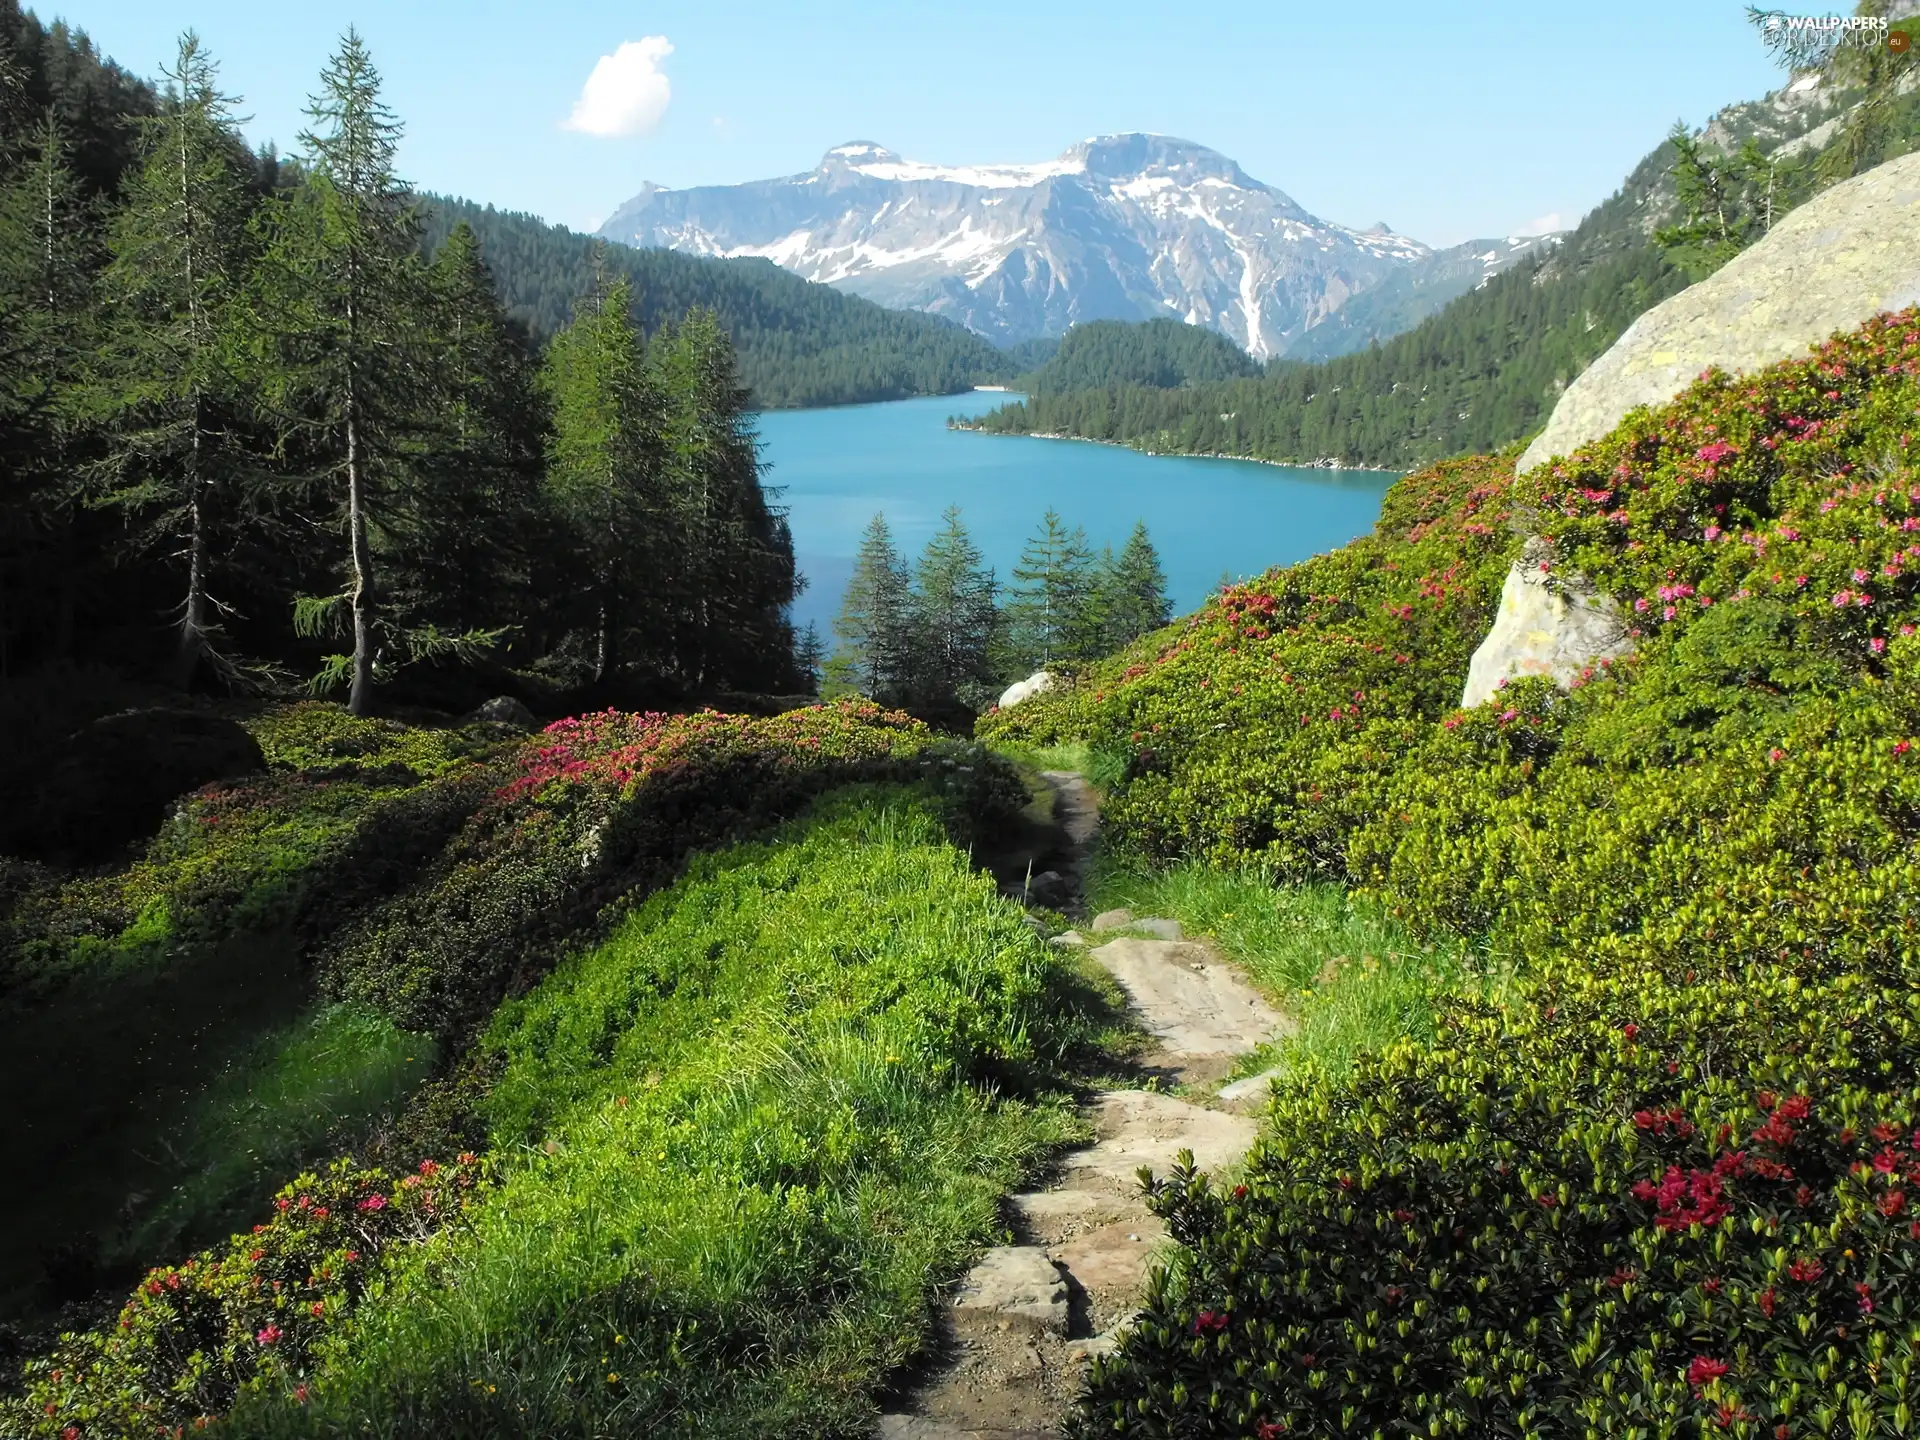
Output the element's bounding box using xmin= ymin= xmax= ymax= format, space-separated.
xmin=563 ymin=37 xmax=673 ymax=139
xmin=1514 ymin=211 xmax=1568 ymax=236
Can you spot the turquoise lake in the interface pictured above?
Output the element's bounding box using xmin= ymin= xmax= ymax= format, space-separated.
xmin=756 ymin=389 xmax=1400 ymax=638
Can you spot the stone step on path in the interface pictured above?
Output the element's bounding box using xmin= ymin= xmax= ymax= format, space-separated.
xmin=876 ymin=793 xmax=1293 ymax=1440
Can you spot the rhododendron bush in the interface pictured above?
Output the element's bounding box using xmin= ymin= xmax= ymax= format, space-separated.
xmin=1078 ymin=967 xmax=1920 ymax=1437
xmin=986 ymin=311 xmax=1920 ymax=1435
xmin=17 ymin=1154 xmax=487 ymax=1439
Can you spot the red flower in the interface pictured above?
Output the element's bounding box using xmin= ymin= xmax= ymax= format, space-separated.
xmin=1193 ymin=1309 xmax=1229 ymax=1335
xmin=1538 ymin=1192 xmax=1559 ymax=1208
xmin=1256 ymin=1422 xmax=1287 ymax=1439
xmin=1786 ymin=1258 xmax=1824 ymax=1283
xmin=358 ymin=1194 xmax=388 ymax=1212
xmin=1687 ymin=1356 xmax=1729 ymax=1387
xmin=1606 ymin=1267 xmax=1636 ymax=1288
xmin=1878 ymin=1190 xmax=1907 ymax=1217
xmin=255 ymin=1324 xmax=283 ymax=1346
xmin=1757 ymin=1287 xmax=1777 ymax=1317
xmin=1621 ymin=1023 xmax=1639 ymax=1041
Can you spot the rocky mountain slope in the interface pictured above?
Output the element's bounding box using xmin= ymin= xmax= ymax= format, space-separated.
xmin=598 ymin=133 xmax=1554 ymax=357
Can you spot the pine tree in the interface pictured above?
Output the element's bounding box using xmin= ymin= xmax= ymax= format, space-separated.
xmin=252 ymin=28 xmax=435 ymax=713
xmin=1003 ymin=507 xmax=1094 ymax=673
xmin=86 ymin=34 xmax=260 ymax=684
xmin=794 ymin=619 xmax=825 ymax=696
xmin=539 ymin=273 xmax=665 ymax=684
xmin=908 ymin=505 xmax=997 ymax=708
xmin=380 ymin=221 xmax=548 ymax=648
xmin=1096 ymin=520 xmax=1172 ymax=651
xmin=831 ymin=512 xmax=912 ymax=700
xmin=0 ymin=109 xmax=95 ymax=675
xmin=652 ymin=305 xmax=797 ymax=689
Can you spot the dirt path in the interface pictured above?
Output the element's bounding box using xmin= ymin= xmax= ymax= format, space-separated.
xmin=876 ymin=774 xmax=1289 ymax=1439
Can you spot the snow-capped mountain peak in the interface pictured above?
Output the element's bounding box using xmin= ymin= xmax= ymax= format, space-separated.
xmin=598 ymin=134 xmax=1549 ymax=360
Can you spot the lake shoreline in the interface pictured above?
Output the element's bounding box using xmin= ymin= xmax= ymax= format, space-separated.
xmin=946 ymin=421 xmax=1401 ymax=476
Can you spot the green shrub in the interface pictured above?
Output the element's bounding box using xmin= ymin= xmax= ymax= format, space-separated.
xmin=988 ymin=310 xmax=1920 ymax=1435
xmin=979 ymin=453 xmax=1522 ymax=876
xmin=1076 ymin=962 xmax=1920 ymax=1438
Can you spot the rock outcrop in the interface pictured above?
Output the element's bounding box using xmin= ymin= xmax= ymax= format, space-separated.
xmin=1517 ymin=149 xmax=1920 ymax=475
xmin=467 ymin=695 xmax=538 ymax=730
xmin=997 ymin=671 xmax=1056 ymax=710
xmin=1460 ymin=538 xmax=1633 ymax=710
xmin=4 ymin=709 xmax=267 ymax=863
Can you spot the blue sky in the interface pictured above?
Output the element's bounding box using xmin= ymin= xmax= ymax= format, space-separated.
xmin=45 ymin=1 xmax=1786 ymax=245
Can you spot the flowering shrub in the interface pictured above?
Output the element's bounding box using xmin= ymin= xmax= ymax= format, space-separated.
xmin=1076 ymin=965 xmax=1920 ymax=1437
xmin=313 ymin=702 xmax=1021 ymax=1045
xmin=10 ymin=1153 xmax=486 ymax=1439
xmin=998 ymin=311 xmax=1920 ymax=1434
xmin=981 ymin=453 xmax=1522 ymax=876
xmin=1 ymin=705 xmax=508 ymax=998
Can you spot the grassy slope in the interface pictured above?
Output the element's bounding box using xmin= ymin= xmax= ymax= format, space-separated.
xmin=18 ymin=787 xmax=1102 ymax=1440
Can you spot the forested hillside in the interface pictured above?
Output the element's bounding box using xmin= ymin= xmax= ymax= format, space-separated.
xmin=966 ymin=57 xmax=1920 ymax=468
xmin=1016 ymin=317 xmax=1259 ymax=393
xmin=420 ymin=198 xmax=1015 ymax=408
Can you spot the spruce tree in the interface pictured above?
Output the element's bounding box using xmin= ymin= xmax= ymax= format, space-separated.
xmin=653 ymin=305 xmax=797 ymax=689
xmin=253 ymin=29 xmax=433 ymax=713
xmin=0 ymin=110 xmax=95 ymax=674
xmin=86 ymin=34 xmax=260 ymax=684
xmin=1098 ymin=520 xmax=1172 ymax=650
xmin=831 ymin=512 xmax=912 ymax=700
xmin=909 ymin=505 xmax=997 ymax=708
xmin=1003 ymin=507 xmax=1094 ymax=673
xmin=539 ymin=273 xmax=665 ymax=684
xmin=382 ymin=221 xmax=548 ymax=646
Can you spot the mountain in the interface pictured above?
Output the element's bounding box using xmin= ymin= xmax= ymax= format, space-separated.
xmin=962 ymin=65 xmax=1904 ymax=469
xmin=598 ymin=134 xmax=1552 ymax=359
xmin=420 ymin=198 xmax=1013 ymax=408
xmin=1278 ymin=234 xmax=1559 ymax=362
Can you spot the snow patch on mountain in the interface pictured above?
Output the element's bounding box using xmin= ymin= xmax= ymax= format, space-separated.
xmin=598 ymin=133 xmax=1555 ymax=358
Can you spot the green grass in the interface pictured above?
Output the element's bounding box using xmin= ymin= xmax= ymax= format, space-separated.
xmin=986 ymin=739 xmax=1127 ymax=792
xmin=116 ymin=1003 xmax=435 ymax=1268
xmin=233 ymin=785 xmax=1099 ymax=1438
xmin=1085 ymin=857 xmax=1477 ymax=1082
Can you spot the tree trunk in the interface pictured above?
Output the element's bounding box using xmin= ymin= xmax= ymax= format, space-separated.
xmin=176 ymin=396 xmax=208 ymax=688
xmin=347 ymin=395 xmax=375 ymax=715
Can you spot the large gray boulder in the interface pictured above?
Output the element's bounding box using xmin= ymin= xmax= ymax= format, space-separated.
xmin=1461 ymin=538 xmax=1634 ymax=709
xmin=996 ymin=671 xmax=1055 ymax=710
xmin=1517 ymin=149 xmax=1920 ymax=476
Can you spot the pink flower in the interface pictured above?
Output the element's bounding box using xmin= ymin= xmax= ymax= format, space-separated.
xmin=256 ymin=1324 xmax=283 ymax=1346
xmin=358 ymin=1194 xmax=388 ymax=1212
xmin=1687 ymin=1356 xmax=1729 ymax=1387
xmin=1872 ymin=637 xmax=1888 ymax=654
xmin=1634 ymin=597 xmax=1650 ymax=612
